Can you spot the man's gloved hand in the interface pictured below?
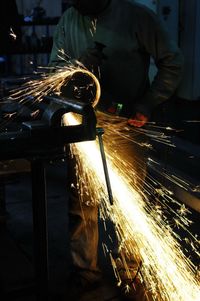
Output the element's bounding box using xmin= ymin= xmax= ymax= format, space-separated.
xmin=128 ymin=112 xmax=149 ymax=127
xmin=128 ymin=102 xmax=152 ymax=127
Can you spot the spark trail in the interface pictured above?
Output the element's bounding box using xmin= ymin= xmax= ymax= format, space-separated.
xmin=64 ymin=112 xmax=200 ymax=301
xmin=0 ymin=63 xmax=100 ymax=131
xmin=3 ymin=63 xmax=199 ymax=300
xmin=10 ymin=63 xmax=100 ymax=107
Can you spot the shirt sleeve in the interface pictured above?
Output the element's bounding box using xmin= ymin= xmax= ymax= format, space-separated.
xmin=135 ymin=7 xmax=184 ymax=116
xmin=49 ymin=12 xmax=69 ymax=67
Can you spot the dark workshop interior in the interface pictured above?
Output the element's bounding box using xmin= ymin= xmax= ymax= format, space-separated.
xmin=0 ymin=1 xmax=200 ymax=301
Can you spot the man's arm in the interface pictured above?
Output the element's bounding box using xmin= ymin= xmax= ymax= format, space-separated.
xmin=134 ymin=6 xmax=184 ymax=117
xmin=49 ymin=13 xmax=69 ymax=67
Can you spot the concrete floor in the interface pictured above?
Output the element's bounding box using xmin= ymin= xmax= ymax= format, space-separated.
xmin=0 ymin=160 xmax=123 ymax=301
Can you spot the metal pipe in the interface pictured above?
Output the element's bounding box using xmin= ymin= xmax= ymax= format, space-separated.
xmin=96 ymin=127 xmax=113 ymax=205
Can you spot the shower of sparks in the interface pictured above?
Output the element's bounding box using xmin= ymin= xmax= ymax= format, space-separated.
xmin=64 ymin=112 xmax=200 ymax=301
xmin=0 ymin=60 xmax=100 ymax=131
xmin=9 ymin=62 xmax=100 ymax=108
xmin=103 ymin=119 xmax=177 ymax=148
xmin=147 ymin=157 xmax=200 ymax=198
xmin=1 ymin=53 xmax=199 ymax=300
xmin=9 ymin=27 xmax=17 ymax=40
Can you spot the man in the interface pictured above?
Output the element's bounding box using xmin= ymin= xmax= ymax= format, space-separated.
xmin=49 ymin=0 xmax=183 ymax=300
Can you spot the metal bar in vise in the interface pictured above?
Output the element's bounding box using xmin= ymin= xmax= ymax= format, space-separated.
xmin=96 ymin=127 xmax=113 ymax=205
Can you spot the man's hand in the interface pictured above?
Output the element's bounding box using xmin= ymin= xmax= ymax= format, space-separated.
xmin=127 ymin=112 xmax=149 ymax=127
xmin=79 ymin=48 xmax=105 ymax=75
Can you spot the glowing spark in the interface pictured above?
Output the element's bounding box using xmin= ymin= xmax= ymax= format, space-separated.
xmin=30 ymin=109 xmax=40 ymax=118
xmin=140 ymin=142 xmax=153 ymax=149
xmin=58 ymin=48 xmax=71 ymax=61
xmin=166 ymin=127 xmax=174 ymax=131
xmin=178 ymin=204 xmax=190 ymax=216
xmin=192 ymin=186 xmax=200 ymax=193
xmin=90 ymin=18 xmax=97 ymax=36
xmin=184 ymin=120 xmax=200 ymax=123
xmin=9 ymin=27 xmax=17 ymax=40
xmin=4 ymin=112 xmax=17 ymax=118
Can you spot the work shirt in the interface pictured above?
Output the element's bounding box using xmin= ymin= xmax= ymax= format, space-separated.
xmin=49 ymin=0 xmax=184 ymax=117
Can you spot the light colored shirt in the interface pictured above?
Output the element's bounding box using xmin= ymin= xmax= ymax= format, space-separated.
xmin=49 ymin=0 xmax=184 ymax=117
